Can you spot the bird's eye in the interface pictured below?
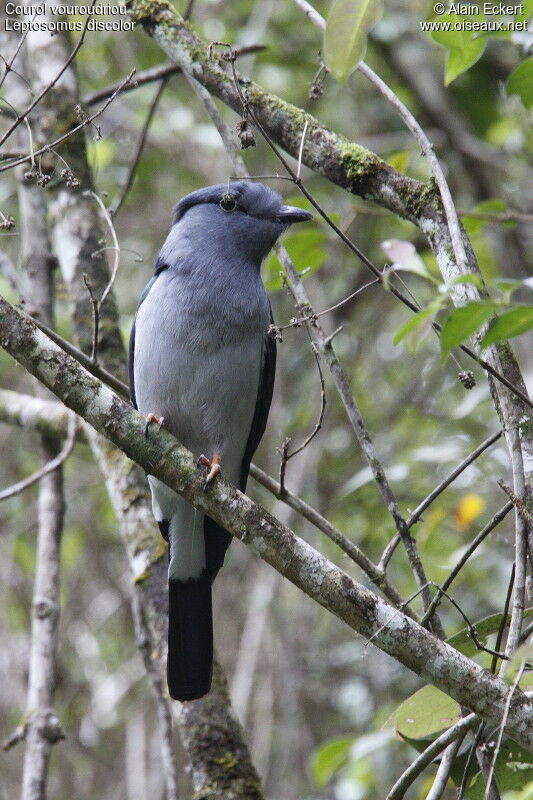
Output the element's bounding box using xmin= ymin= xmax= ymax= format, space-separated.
xmin=220 ymin=192 xmax=237 ymax=212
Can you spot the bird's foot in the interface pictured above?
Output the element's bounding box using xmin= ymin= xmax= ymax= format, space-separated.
xmin=144 ymin=413 xmax=165 ymax=437
xmin=196 ymin=453 xmax=221 ymax=491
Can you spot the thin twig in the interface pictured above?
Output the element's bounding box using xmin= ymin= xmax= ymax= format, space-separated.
xmin=432 ymin=586 xmax=508 ymax=660
xmin=81 ymin=47 xmax=267 ymax=107
xmin=503 ymin=429 xmax=528 ymax=659
xmin=277 ymin=278 xmax=379 ymax=330
xmin=82 ymin=274 xmax=99 ymax=363
xmin=408 ymin=431 xmax=502 ymax=529
xmin=278 ymin=343 xmax=326 ymax=494
xmin=0 ymin=412 xmax=77 ymax=501
xmin=379 ymin=431 xmax=503 ymax=570
xmin=112 ymin=77 xmax=169 ymax=217
xmin=420 ymin=502 xmax=513 ymax=626
xmin=484 ymin=661 xmax=526 ymax=800
xmin=385 ymin=713 xmax=477 ymax=800
xmin=0 ymin=22 xmax=30 ymax=91
xmin=0 ymin=70 xmax=136 ymax=174
xmin=498 ymin=480 xmax=533 ymax=528
xmin=425 ymin=734 xmax=465 ymax=800
xmin=296 ymin=119 xmax=308 ymax=180
xmin=0 ymin=0 xmax=98 ymax=148
xmin=84 ymin=191 xmax=120 ymax=309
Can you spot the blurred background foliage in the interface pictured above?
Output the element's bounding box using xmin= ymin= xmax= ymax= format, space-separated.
xmin=0 ymin=0 xmax=532 ymax=798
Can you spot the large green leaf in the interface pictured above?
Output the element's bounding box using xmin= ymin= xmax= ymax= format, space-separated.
xmin=311 ymin=737 xmax=352 ymax=787
xmin=480 ymin=307 xmax=533 ymax=349
xmin=323 ymin=0 xmax=384 ymax=82
xmin=431 ymin=17 xmax=487 ymax=85
xmin=447 ymin=609 xmax=533 ymax=659
xmin=458 ymin=742 xmax=533 ymax=799
xmin=507 ymin=59 xmax=533 ymax=109
xmin=393 ymin=308 xmax=435 ymax=346
xmin=440 ymin=301 xmax=496 ymax=361
xmin=386 ymin=685 xmax=461 ymax=740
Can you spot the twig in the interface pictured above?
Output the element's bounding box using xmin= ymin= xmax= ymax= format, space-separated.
xmin=279 ymin=255 xmax=441 ymax=630
xmin=277 ymin=278 xmax=379 ymax=330
xmin=82 ymin=274 xmax=99 ymax=363
xmin=81 ymin=47 xmax=267 ymax=107
xmin=379 ymin=431 xmax=503 ymax=570
xmin=408 ymin=431 xmax=502 ymax=529
xmin=278 ymin=343 xmax=326 ymax=494
xmin=484 ymin=661 xmax=526 ymax=800
xmin=385 ymin=713 xmax=477 ymax=800
xmin=112 ymin=77 xmax=169 ymax=217
xmin=131 ymin=590 xmax=178 ymax=800
xmin=296 ymin=119 xmax=308 ymax=180
xmin=420 ymin=502 xmax=513 ymax=626
xmin=0 ymin=0 xmax=98 ymax=148
xmin=432 ymin=585 xmax=508 ymax=660
xmin=0 ymin=22 xmax=30 ymax=92
xmin=0 ymin=70 xmax=136 ymax=174
xmin=0 ymin=412 xmax=77 ymax=501
xmin=84 ymin=191 xmax=120 ymax=309
xmin=425 ymin=734 xmax=465 ymax=800
xmin=502 ymin=429 xmax=528 ymax=659
xmin=498 ymin=480 xmax=533 ymax=528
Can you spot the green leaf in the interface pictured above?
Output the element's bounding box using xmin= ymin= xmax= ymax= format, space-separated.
xmin=393 ymin=308 xmax=435 ymax=345
xmin=459 ymin=742 xmax=533 ymax=799
xmin=386 ymin=151 xmax=409 ymax=173
xmin=323 ymin=0 xmax=384 ymax=82
xmin=461 ymin=199 xmax=511 ymax=234
xmin=440 ymin=301 xmax=496 ymax=361
xmin=263 ymin=228 xmax=327 ymax=291
xmin=431 ymin=17 xmax=487 ymax=85
xmin=447 ymin=609 xmax=533 ymax=658
xmin=507 ymin=58 xmax=533 ymax=109
xmin=480 ymin=307 xmax=533 ymax=349
xmin=311 ymin=737 xmax=352 ymax=787
xmin=386 ymin=685 xmax=461 ymax=740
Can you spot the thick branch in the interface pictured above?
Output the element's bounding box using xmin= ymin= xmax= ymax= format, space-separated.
xmin=2 ymin=297 xmax=533 ymax=751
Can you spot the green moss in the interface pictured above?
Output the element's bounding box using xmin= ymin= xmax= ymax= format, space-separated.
xmin=213 ymin=751 xmax=238 ymax=770
xmin=339 ymin=138 xmax=380 ymax=183
xmin=402 ymin=176 xmax=441 ymax=219
xmin=125 ymin=0 xmax=176 ymax=26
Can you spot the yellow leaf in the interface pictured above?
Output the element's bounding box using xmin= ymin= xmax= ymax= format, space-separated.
xmin=455 ymin=493 xmax=486 ymax=529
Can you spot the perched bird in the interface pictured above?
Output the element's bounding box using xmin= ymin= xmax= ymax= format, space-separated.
xmin=129 ymin=181 xmax=312 ymax=701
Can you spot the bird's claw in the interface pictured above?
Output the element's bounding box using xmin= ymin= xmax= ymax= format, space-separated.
xmin=144 ymin=413 xmax=165 ymax=437
xmin=196 ymin=453 xmax=221 ymax=491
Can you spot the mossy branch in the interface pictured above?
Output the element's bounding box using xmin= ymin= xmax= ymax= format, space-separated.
xmin=2 ymin=294 xmax=533 ymax=752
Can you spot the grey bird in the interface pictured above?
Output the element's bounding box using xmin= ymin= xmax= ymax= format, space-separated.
xmin=128 ymin=181 xmax=312 ymax=701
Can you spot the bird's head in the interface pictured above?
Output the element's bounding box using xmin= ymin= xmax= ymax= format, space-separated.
xmin=170 ymin=181 xmax=312 ymax=265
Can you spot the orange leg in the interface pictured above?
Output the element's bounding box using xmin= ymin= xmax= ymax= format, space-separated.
xmin=144 ymin=413 xmax=165 ymax=437
xmin=196 ymin=452 xmax=222 ymax=491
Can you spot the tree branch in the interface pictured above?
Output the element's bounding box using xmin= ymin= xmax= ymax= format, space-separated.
xmin=2 ymin=296 xmax=533 ymax=750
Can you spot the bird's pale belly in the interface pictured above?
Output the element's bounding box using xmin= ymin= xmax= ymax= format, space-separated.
xmin=134 ymin=305 xmax=265 ymax=485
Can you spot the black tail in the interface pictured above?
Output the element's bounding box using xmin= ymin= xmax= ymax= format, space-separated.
xmin=167 ymin=573 xmax=213 ymax=701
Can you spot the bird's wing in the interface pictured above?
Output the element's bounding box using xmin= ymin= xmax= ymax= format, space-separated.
xmin=204 ymin=304 xmax=276 ymax=581
xmin=128 ymin=266 xmax=167 ymax=409
xmin=240 ymin=302 xmax=277 ymax=491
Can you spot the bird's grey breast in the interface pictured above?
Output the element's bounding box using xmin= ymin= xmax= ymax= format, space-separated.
xmin=133 ymin=260 xmax=269 ymax=480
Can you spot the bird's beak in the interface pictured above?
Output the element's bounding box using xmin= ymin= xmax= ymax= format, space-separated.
xmin=270 ymin=205 xmax=313 ymax=224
